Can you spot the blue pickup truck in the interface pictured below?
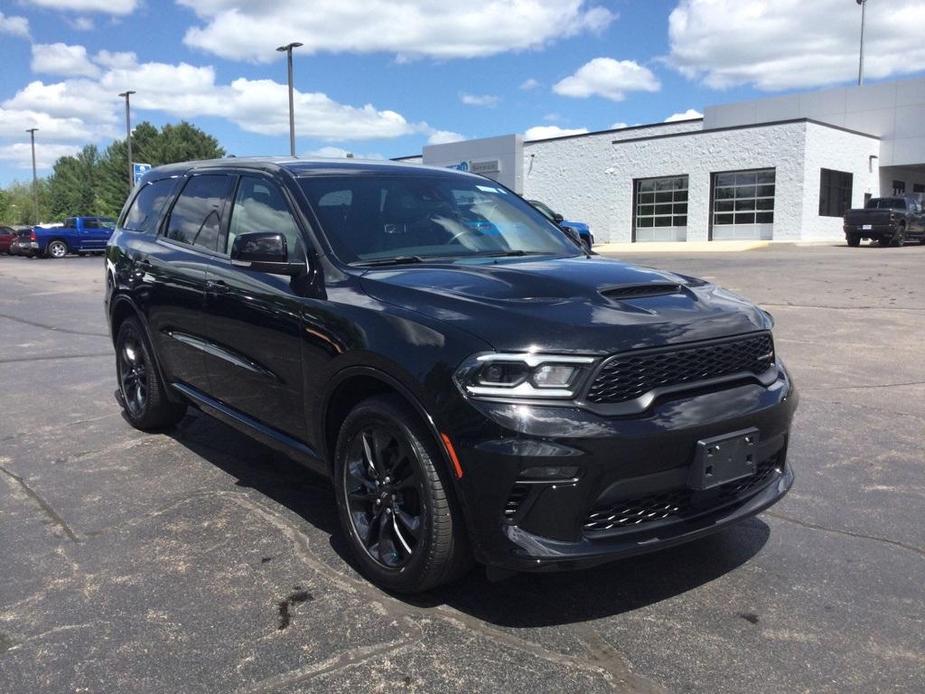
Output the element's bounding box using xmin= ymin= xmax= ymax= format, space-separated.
xmin=24 ymin=216 xmax=116 ymax=258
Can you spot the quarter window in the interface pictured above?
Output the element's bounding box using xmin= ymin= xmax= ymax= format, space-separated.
xmin=227 ymin=177 xmax=303 ymax=260
xmin=818 ymin=169 xmax=853 ymax=217
xmin=712 ymin=169 xmax=775 ymax=239
xmin=634 ymin=176 xmax=688 ymax=242
xmin=164 ymin=175 xmax=233 ymax=250
xmin=123 ymin=179 xmax=178 ymax=233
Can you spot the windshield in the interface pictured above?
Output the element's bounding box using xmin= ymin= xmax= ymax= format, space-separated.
xmin=866 ymin=198 xmax=906 ymax=210
xmin=299 ymin=174 xmax=580 ymax=264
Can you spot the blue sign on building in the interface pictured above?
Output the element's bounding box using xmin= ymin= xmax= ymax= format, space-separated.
xmin=132 ymin=162 xmax=152 ymax=185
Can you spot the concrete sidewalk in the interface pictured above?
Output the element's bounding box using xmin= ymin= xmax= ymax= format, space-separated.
xmin=593 ymin=240 xmax=770 ymax=254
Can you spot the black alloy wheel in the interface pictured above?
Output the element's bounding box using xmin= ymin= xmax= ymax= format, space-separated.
xmin=334 ymin=395 xmax=472 ymax=593
xmin=115 ymin=318 xmax=187 ymax=431
xmin=344 ymin=425 xmax=424 ymax=568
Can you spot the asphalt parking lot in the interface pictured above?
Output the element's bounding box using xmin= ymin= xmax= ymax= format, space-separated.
xmin=1 ymin=244 xmax=923 ymax=693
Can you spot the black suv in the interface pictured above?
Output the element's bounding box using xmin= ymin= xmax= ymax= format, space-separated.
xmin=106 ymin=158 xmax=797 ymax=593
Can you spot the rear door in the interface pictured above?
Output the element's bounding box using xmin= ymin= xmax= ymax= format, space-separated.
xmin=142 ymin=173 xmax=235 ymax=395
xmin=200 ymin=173 xmax=309 ymax=440
xmin=79 ymin=218 xmax=105 ymax=251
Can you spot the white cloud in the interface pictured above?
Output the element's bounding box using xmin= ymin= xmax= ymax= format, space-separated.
xmin=664 ymin=108 xmax=702 ymax=122
xmin=610 ymin=121 xmax=629 ymax=129
xmin=520 ymin=78 xmax=541 ymax=91
xmin=94 ymin=50 xmax=138 ymax=69
xmin=553 ymin=57 xmax=660 ymax=101
xmin=524 ymin=125 xmax=588 ymax=140
xmin=0 ymin=105 xmax=95 ymax=141
xmin=23 ymin=0 xmax=137 ymax=15
xmin=0 ymin=12 xmax=30 ymax=38
xmin=426 ymin=130 xmax=465 ymax=145
xmin=31 ymin=43 xmax=100 ymax=78
xmin=70 ymin=17 xmax=95 ymax=31
xmin=0 ymin=142 xmax=82 ymax=170
xmin=179 ymin=0 xmax=615 ymax=61
xmin=668 ymin=0 xmax=925 ymax=91
xmin=460 ymin=92 xmax=500 ymax=108
xmin=306 ymin=146 xmax=384 ymax=159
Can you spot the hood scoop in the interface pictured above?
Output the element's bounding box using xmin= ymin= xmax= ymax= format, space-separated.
xmin=601 ymin=283 xmax=684 ymax=301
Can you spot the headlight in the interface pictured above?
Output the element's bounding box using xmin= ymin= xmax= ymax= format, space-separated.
xmin=455 ymin=353 xmax=597 ymax=400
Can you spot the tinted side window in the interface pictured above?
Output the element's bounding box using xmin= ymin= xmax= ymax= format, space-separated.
xmin=165 ymin=175 xmax=233 ymax=250
xmin=227 ymin=176 xmax=303 ymax=260
xmin=64 ymin=218 xmax=77 ymax=229
xmin=124 ymin=179 xmax=178 ymax=233
xmin=84 ymin=218 xmax=99 ymax=229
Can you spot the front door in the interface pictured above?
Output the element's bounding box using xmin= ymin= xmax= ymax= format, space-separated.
xmin=202 ymin=174 xmax=311 ymax=440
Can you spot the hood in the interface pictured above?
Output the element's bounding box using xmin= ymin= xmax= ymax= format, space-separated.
xmin=359 ymin=255 xmax=771 ymax=353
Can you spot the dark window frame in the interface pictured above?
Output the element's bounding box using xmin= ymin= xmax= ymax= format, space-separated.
xmin=122 ymin=178 xmax=180 ymax=234
xmin=708 ymin=168 xmax=776 ymax=239
xmin=161 ymin=173 xmax=234 ymax=252
xmin=818 ymin=168 xmax=853 ymax=218
xmin=632 ymin=175 xmax=689 ymax=241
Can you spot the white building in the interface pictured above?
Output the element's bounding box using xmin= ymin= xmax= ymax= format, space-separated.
xmin=397 ymin=75 xmax=925 ymax=244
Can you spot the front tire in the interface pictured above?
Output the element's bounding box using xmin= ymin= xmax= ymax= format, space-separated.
xmin=890 ymin=224 xmax=906 ymax=247
xmin=115 ymin=318 xmax=187 ymax=431
xmin=333 ymin=395 xmax=472 ymax=593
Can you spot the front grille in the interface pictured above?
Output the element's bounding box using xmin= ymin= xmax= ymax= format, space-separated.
xmin=586 ymin=332 xmax=774 ymax=405
xmin=583 ymin=452 xmax=783 ymax=533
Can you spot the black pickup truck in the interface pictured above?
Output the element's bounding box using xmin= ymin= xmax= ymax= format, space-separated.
xmin=843 ymin=196 xmax=925 ymax=247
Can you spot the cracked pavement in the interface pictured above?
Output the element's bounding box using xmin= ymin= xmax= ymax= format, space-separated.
xmin=1 ymin=245 xmax=923 ymax=692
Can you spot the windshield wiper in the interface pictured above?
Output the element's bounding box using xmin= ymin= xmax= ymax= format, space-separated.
xmin=352 ymin=255 xmax=426 ymax=267
xmin=474 ymin=250 xmax=545 ymax=258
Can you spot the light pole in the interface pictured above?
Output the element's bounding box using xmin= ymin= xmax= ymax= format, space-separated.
xmin=857 ymin=0 xmax=867 ymax=86
xmin=276 ymin=42 xmax=303 ymax=156
xmin=118 ymin=90 xmax=136 ymax=188
xmin=25 ymin=128 xmax=38 ymax=225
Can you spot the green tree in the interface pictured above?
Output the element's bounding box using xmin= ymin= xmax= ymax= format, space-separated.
xmin=0 ymin=180 xmax=51 ymax=225
xmin=47 ymin=145 xmax=100 ymax=219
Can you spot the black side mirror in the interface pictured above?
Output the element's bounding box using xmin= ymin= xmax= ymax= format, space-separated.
xmin=231 ymin=232 xmax=305 ymax=276
xmin=560 ymin=226 xmax=582 ymax=247
xmin=552 ymin=212 xmax=565 ymax=223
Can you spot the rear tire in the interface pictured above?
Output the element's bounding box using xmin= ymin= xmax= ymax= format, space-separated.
xmin=333 ymin=394 xmax=472 ymax=593
xmin=115 ymin=318 xmax=187 ymax=431
xmin=47 ymin=240 xmax=68 ymax=258
xmin=846 ymin=234 xmax=860 ymax=247
xmin=890 ymin=224 xmax=906 ymax=247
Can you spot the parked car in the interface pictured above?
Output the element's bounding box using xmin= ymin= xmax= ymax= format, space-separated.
xmin=0 ymin=226 xmax=14 ymax=254
xmin=106 ymin=158 xmax=796 ymax=593
xmin=9 ymin=228 xmax=36 ymax=257
xmin=32 ymin=216 xmax=117 ymax=258
xmin=527 ymin=199 xmax=594 ymax=251
xmin=843 ymin=196 xmax=925 ymax=247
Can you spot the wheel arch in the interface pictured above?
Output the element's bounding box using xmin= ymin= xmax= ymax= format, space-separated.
xmin=320 ymin=366 xmax=452 ymax=477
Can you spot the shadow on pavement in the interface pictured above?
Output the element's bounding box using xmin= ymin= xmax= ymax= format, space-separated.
xmin=166 ymin=409 xmax=770 ymax=629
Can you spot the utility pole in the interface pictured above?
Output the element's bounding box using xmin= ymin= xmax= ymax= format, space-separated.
xmin=857 ymin=0 xmax=867 ymax=86
xmin=118 ymin=90 xmax=136 ymax=188
xmin=276 ymin=42 xmax=303 ymax=156
xmin=25 ymin=128 xmax=38 ymax=225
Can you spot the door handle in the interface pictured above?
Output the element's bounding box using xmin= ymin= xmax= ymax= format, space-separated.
xmin=206 ymin=279 xmax=230 ymax=294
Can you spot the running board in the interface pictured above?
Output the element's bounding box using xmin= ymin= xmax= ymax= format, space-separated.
xmin=171 ymin=382 xmax=328 ymax=478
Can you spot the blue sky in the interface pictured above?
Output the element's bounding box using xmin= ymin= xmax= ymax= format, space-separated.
xmin=2 ymin=0 xmax=924 ymax=184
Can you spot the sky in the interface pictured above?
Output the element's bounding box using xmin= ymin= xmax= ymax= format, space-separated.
xmin=2 ymin=0 xmax=925 ymax=185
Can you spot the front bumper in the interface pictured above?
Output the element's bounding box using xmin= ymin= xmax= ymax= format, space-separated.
xmin=446 ymin=368 xmax=797 ymax=571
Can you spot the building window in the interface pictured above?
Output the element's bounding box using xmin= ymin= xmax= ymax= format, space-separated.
xmin=893 ymin=180 xmax=906 ymax=194
xmin=818 ymin=169 xmax=853 ymax=217
xmin=914 ymin=183 xmax=924 ymax=195
xmin=711 ymin=169 xmax=775 ymax=240
xmin=634 ymin=175 xmax=688 ymax=242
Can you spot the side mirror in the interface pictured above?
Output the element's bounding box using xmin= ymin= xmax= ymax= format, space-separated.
xmin=560 ymin=226 xmax=582 ymax=247
xmin=552 ymin=212 xmax=565 ymax=223
xmin=230 ymin=232 xmax=305 ymax=276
